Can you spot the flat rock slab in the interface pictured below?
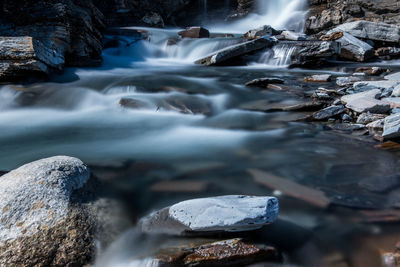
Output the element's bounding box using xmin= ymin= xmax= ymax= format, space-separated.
xmin=336 ymin=76 xmax=362 ymax=87
xmin=346 ymin=98 xmax=391 ymax=114
xmin=139 ymin=195 xmax=279 ymax=235
xmin=332 ymin=20 xmax=400 ymax=43
xmin=383 ymin=114 xmax=400 ymax=139
xmin=385 ymin=72 xmax=400 ymax=81
xmin=195 ymin=37 xmax=276 ymax=66
xmin=313 ymin=105 xmax=346 ymax=120
xmin=353 ymin=81 xmax=400 ymax=93
xmin=341 ymin=89 xmax=381 ymax=104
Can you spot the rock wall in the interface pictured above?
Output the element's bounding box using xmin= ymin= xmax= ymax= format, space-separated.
xmin=306 ymin=0 xmax=400 ymax=34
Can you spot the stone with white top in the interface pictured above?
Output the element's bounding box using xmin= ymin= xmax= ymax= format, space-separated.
xmin=139 ymin=195 xmax=279 ymax=235
xmin=383 ymin=114 xmax=400 ymax=139
xmin=341 ymin=89 xmax=381 ymax=104
xmin=353 ymin=81 xmax=400 ymax=93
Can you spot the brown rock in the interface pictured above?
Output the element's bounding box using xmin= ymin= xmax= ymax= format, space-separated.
xmin=179 ymin=27 xmax=210 ymax=39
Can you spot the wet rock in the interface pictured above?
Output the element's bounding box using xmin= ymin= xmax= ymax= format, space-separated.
xmin=336 ymin=76 xmax=362 ymax=87
xmin=142 ymin=13 xmax=164 ymax=28
xmin=195 ymin=37 xmax=276 ymax=66
xmin=0 ymin=156 xmax=95 ymax=266
xmin=367 ymin=119 xmax=385 ymax=133
xmin=304 ymin=74 xmax=332 ymax=82
xmin=313 ymin=105 xmax=346 ymax=120
xmin=280 ymin=30 xmax=308 ymax=41
xmin=385 ymin=72 xmax=400 ymax=81
xmin=376 ymin=47 xmax=400 ymax=59
xmin=353 ymin=81 xmax=400 ymax=93
xmin=120 ymin=98 xmax=151 ymax=109
xmin=245 ymin=78 xmax=284 ymax=88
xmin=155 ymin=238 xmax=282 ymax=266
xmin=287 ymin=40 xmax=340 ymax=67
xmin=341 ymin=89 xmax=381 ymax=104
xmin=139 ymin=195 xmax=279 ymax=235
xmin=243 ymin=25 xmax=280 ymax=40
xmin=331 ymin=20 xmax=400 ymax=43
xmin=178 ymin=27 xmax=210 ymax=39
xmin=249 ymin=169 xmax=331 ymax=209
xmin=383 ymin=114 xmax=400 ymax=139
xmin=280 ymin=101 xmax=324 ymax=112
xmin=354 ymin=67 xmax=387 ymax=76
xmin=320 ymin=31 xmax=344 ymax=41
xmin=330 ymin=32 xmax=374 ymax=62
xmin=357 ymin=113 xmax=386 ymax=124
xmin=330 ymin=123 xmax=366 ymax=133
xmin=346 ymin=98 xmax=390 ymax=114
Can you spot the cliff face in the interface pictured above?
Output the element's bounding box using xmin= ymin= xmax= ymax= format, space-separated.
xmin=306 ymin=0 xmax=400 ymax=34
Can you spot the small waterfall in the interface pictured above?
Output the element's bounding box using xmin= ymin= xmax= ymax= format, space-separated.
xmin=202 ymin=0 xmax=208 ymax=21
xmin=257 ymin=43 xmax=297 ymax=66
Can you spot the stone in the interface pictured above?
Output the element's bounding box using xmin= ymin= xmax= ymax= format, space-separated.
xmin=357 ymin=113 xmax=386 ymax=124
xmin=330 ymin=123 xmax=366 ymax=131
xmin=353 ymin=81 xmax=400 ymax=93
xmin=304 ymin=74 xmax=332 ymax=82
xmin=367 ymin=119 xmax=385 ymax=132
xmin=320 ymin=31 xmax=344 ymax=41
xmin=383 ymin=97 xmax=400 ymax=109
xmin=391 ymin=85 xmax=400 ymax=97
xmin=336 ymin=76 xmax=362 ymax=87
xmin=385 ymin=72 xmax=400 ymax=81
xmin=0 ymin=156 xmax=94 ymax=266
xmin=383 ymin=114 xmax=400 ymax=139
xmin=155 ymin=239 xmax=282 ymax=266
xmin=139 ymin=195 xmax=279 ymax=235
xmin=142 ymin=12 xmax=164 ymax=27
xmin=342 ymin=90 xmax=382 ymax=105
xmin=376 ymin=47 xmax=400 ymax=59
xmin=331 ymin=20 xmax=400 ymax=43
xmin=341 ymin=113 xmax=352 ymax=122
xmin=281 ymin=30 xmax=308 ymax=41
xmin=346 ymin=98 xmax=391 ymax=114
xmin=287 ymin=41 xmax=341 ymax=67
xmin=245 ymin=78 xmax=285 ymax=88
xmin=313 ymin=105 xmax=346 ymax=120
xmin=195 ymin=37 xmax=276 ymax=66
xmin=243 ymin=25 xmax=280 ymax=40
xmin=328 ymin=32 xmax=374 ymax=62
xmin=355 ymin=67 xmax=387 ymax=76
xmin=178 ymin=27 xmax=210 ymax=39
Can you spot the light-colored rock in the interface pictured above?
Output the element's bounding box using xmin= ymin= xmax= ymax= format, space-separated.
xmin=391 ymin=85 xmax=400 ymax=97
xmin=357 ymin=113 xmax=386 ymax=124
xmin=195 ymin=37 xmax=276 ymax=66
xmin=353 ymin=81 xmax=400 ymax=93
xmin=327 ymin=32 xmax=374 ymax=62
xmin=139 ymin=195 xmax=279 ymax=235
xmin=331 ymin=20 xmax=400 ymax=43
xmin=281 ymin=30 xmax=308 ymax=41
xmin=382 ymin=97 xmax=400 ymax=108
xmin=346 ymin=98 xmax=391 ymax=114
xmin=385 ymin=72 xmax=400 ymax=81
xmin=383 ymin=114 xmax=400 ymax=139
xmin=354 ymin=67 xmax=387 ymax=76
xmin=367 ymin=119 xmax=385 ymax=131
xmin=178 ymin=27 xmax=210 ymax=38
xmin=304 ymin=74 xmax=331 ymax=82
xmin=244 ymin=25 xmax=279 ymax=40
xmin=0 ymin=156 xmax=95 ymax=266
xmin=341 ymin=89 xmax=381 ymax=104
xmin=336 ymin=76 xmax=362 ymax=87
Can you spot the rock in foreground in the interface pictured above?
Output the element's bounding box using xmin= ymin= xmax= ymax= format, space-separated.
xmin=139 ymin=195 xmax=279 ymax=235
xmin=0 ymin=156 xmax=97 ymax=266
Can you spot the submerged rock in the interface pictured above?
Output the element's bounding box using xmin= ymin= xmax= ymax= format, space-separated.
xmin=0 ymin=156 xmax=93 ymax=266
xmin=195 ymin=37 xmax=276 ymax=66
xmin=178 ymin=27 xmax=210 ymax=39
xmin=139 ymin=195 xmax=279 ymax=235
xmin=245 ymin=78 xmax=285 ymax=88
xmin=155 ymin=238 xmax=282 ymax=267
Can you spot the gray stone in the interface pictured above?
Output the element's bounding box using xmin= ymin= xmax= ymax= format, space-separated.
xmin=288 ymin=40 xmax=341 ymax=67
xmin=331 ymin=20 xmax=400 ymax=43
xmin=391 ymin=85 xmax=400 ymax=97
xmin=383 ymin=114 xmax=400 ymax=139
xmin=341 ymin=89 xmax=381 ymax=104
xmin=245 ymin=78 xmax=284 ymax=88
xmin=357 ymin=113 xmax=386 ymax=124
xmin=382 ymin=97 xmax=400 ymax=109
xmin=0 ymin=156 xmax=95 ymax=266
xmin=195 ymin=37 xmax=276 ymax=66
xmin=304 ymin=74 xmax=331 ymax=82
xmin=367 ymin=119 xmax=385 ymax=131
xmin=336 ymin=76 xmax=362 ymax=87
xmin=346 ymin=98 xmax=391 ymax=114
xmin=243 ymin=25 xmax=280 ymax=40
xmin=139 ymin=195 xmax=279 ymax=235
xmin=385 ymin=72 xmax=400 ymax=81
xmin=353 ymin=80 xmax=400 ymax=93
xmin=313 ymin=105 xmax=346 ymax=120
xmin=327 ymin=32 xmax=374 ymax=62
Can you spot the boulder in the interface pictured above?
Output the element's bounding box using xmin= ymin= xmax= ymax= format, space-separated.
xmin=195 ymin=37 xmax=276 ymax=66
xmin=139 ymin=195 xmax=279 ymax=235
xmin=244 ymin=25 xmax=280 ymax=40
xmin=245 ymin=78 xmax=285 ymax=88
xmin=336 ymin=76 xmax=362 ymax=87
xmin=330 ymin=20 xmax=400 ymax=43
xmin=346 ymin=98 xmax=391 ymax=114
xmin=178 ymin=27 xmax=210 ymax=39
xmin=313 ymin=105 xmax=346 ymax=120
xmin=304 ymin=74 xmax=332 ymax=82
xmin=327 ymin=32 xmax=374 ymax=62
xmin=287 ymin=40 xmax=340 ymax=67
xmin=383 ymin=114 xmax=400 ymax=139
xmin=341 ymin=89 xmax=381 ymax=104
xmin=0 ymin=156 xmax=94 ymax=266
xmin=353 ymin=81 xmax=400 ymax=93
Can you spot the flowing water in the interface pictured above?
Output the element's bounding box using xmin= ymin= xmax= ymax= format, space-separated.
xmin=1 ymin=1 xmax=400 ymax=266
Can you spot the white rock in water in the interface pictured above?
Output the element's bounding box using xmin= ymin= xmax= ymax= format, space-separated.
xmin=139 ymin=195 xmax=279 ymax=235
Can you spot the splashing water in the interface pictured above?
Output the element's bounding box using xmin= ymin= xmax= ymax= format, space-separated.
xmin=257 ymin=43 xmax=298 ymax=66
xmin=209 ymin=0 xmax=308 ymax=33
